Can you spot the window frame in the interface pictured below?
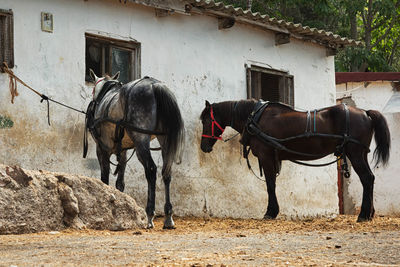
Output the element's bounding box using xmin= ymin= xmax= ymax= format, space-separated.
xmin=246 ymin=65 xmax=294 ymax=107
xmin=85 ymin=33 xmax=141 ymax=83
xmin=0 ymin=8 xmax=14 ymax=72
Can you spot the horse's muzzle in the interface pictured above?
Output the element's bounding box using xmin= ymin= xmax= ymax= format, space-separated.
xmin=201 ymin=144 xmax=213 ymax=153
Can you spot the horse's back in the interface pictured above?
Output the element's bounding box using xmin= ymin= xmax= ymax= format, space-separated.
xmin=257 ymin=103 xmax=373 ymax=148
xmin=95 ymin=89 xmax=125 ymax=121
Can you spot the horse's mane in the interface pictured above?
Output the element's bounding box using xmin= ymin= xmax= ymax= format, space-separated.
xmin=235 ymin=99 xmax=257 ymax=121
xmin=200 ymin=99 xmax=295 ymax=123
xmin=200 ymin=105 xmax=209 ymax=121
xmin=200 ymin=99 xmax=257 ymax=122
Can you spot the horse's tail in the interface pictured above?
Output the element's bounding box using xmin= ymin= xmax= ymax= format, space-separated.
xmin=366 ymin=110 xmax=391 ymax=166
xmin=153 ymin=83 xmax=185 ymax=176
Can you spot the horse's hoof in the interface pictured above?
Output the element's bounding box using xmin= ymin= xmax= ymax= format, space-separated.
xmin=147 ymin=219 xmax=154 ymax=229
xmin=263 ymin=214 xmax=276 ymax=220
xmin=163 ymin=217 xmax=175 ymax=229
xmin=116 ymin=183 xmax=125 ymax=192
xmin=357 ymin=216 xmax=372 ymax=222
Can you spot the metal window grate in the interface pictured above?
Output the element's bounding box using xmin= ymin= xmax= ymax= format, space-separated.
xmin=246 ymin=65 xmax=294 ymax=107
xmin=0 ymin=9 xmax=14 ymax=71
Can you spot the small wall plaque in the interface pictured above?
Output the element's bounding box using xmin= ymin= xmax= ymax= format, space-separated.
xmin=41 ymin=12 xmax=53 ymax=33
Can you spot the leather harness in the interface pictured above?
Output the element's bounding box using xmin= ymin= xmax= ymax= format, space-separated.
xmin=241 ymin=101 xmax=369 ymax=177
xmin=83 ymin=77 xmax=164 ymax=163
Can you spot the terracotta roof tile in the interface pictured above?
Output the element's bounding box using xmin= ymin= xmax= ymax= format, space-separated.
xmin=187 ymin=0 xmax=361 ymax=48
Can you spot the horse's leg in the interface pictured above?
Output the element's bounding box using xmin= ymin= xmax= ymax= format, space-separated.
xmin=162 ymin=173 xmax=174 ymax=229
xmin=261 ymin=157 xmax=280 ymax=220
xmin=115 ymin=150 xmax=127 ymax=192
xmin=347 ymin=148 xmax=375 ymax=222
xmin=135 ymin=142 xmax=157 ymax=229
xmin=96 ymin=144 xmax=111 ymax=185
xmin=158 ymin=136 xmax=175 ymax=229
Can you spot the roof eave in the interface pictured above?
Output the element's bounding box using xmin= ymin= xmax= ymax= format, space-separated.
xmin=186 ymin=0 xmax=361 ymax=49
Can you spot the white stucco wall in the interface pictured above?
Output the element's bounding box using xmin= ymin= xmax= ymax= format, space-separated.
xmin=337 ymin=82 xmax=400 ymax=216
xmin=0 ymin=0 xmax=338 ymax=219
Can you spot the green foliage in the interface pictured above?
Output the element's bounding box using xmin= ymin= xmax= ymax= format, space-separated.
xmin=335 ymin=47 xmax=396 ymax=72
xmin=221 ymin=0 xmax=400 ymax=72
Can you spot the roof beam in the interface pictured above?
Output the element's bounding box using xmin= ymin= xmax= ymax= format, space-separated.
xmin=155 ymin=8 xmax=170 ymax=17
xmin=275 ymin=33 xmax=290 ymax=45
xmin=190 ymin=7 xmax=289 ymax=34
xmin=218 ymin=17 xmax=235 ymax=29
xmin=326 ymin=48 xmax=337 ymax=57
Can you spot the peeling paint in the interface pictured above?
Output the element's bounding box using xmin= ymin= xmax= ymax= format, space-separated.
xmin=0 ymin=115 xmax=13 ymax=129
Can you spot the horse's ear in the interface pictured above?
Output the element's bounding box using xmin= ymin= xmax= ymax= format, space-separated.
xmin=205 ymin=100 xmax=211 ymax=107
xmin=111 ymin=71 xmax=120 ymax=80
xmin=89 ymin=69 xmax=98 ymax=82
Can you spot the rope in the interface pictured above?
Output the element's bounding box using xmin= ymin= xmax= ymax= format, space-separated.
xmin=2 ymin=62 xmax=86 ymax=125
xmin=3 ymin=62 xmax=19 ymax=104
xmin=3 ymin=62 xmax=45 ymax=101
xmin=223 ymin=132 xmax=239 ymax=142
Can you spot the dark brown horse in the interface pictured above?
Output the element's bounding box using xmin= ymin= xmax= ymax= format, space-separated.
xmin=200 ymin=99 xmax=390 ymax=222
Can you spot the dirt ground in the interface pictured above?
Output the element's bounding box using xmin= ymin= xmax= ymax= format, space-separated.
xmin=1 ymin=215 xmax=400 ymax=266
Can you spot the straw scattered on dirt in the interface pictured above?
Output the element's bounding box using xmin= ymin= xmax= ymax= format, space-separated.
xmin=1 ymin=215 xmax=400 ymax=266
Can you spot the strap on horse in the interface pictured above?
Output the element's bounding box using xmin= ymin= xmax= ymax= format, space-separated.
xmin=83 ymin=78 xmax=164 ymax=174
xmin=241 ymin=101 xmax=270 ymax=177
xmin=241 ymin=101 xmax=365 ymax=178
xmin=83 ymin=80 xmax=122 ymax=158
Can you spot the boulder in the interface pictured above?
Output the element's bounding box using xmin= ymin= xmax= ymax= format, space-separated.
xmin=0 ymin=164 xmax=146 ymax=234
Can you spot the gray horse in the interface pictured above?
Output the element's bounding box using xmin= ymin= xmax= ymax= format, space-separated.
xmin=85 ymin=70 xmax=185 ymax=229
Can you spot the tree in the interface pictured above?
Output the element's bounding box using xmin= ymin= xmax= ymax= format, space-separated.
xmin=336 ymin=0 xmax=400 ymax=72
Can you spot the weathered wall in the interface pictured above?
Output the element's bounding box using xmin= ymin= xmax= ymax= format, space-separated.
xmin=337 ymin=81 xmax=400 ymax=215
xmin=0 ymin=0 xmax=338 ymax=219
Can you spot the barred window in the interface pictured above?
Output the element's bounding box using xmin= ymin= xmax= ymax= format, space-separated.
xmin=246 ymin=65 xmax=294 ymax=107
xmin=0 ymin=9 xmax=14 ymax=71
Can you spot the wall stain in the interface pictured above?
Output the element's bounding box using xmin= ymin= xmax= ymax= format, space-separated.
xmin=0 ymin=110 xmax=86 ymax=164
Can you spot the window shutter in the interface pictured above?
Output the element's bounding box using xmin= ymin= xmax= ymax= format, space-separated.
xmin=246 ymin=66 xmax=262 ymax=99
xmin=279 ymin=75 xmax=294 ymax=107
xmin=0 ymin=9 xmax=14 ymax=71
xmin=246 ymin=67 xmax=252 ymax=98
xmin=286 ymin=76 xmax=294 ymax=107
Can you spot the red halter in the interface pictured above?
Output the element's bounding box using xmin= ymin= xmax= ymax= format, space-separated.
xmin=202 ymin=106 xmax=225 ymax=140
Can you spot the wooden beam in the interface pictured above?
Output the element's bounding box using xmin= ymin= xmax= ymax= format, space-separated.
xmin=275 ymin=33 xmax=290 ymax=45
xmin=128 ymin=0 xmax=187 ymax=14
xmin=155 ymin=8 xmax=170 ymax=17
xmin=201 ymin=9 xmax=289 ymax=34
xmin=326 ymin=48 xmax=337 ymax=56
xmin=218 ymin=17 xmax=235 ymax=30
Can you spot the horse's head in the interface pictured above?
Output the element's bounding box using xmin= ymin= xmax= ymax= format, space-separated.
xmin=200 ymin=100 xmax=225 ymax=153
xmin=89 ymin=69 xmax=120 ymax=100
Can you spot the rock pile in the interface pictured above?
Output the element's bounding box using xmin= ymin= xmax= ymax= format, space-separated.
xmin=0 ymin=164 xmax=146 ymax=234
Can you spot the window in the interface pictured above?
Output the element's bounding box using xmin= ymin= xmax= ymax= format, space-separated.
xmin=246 ymin=65 xmax=294 ymax=107
xmin=0 ymin=9 xmax=14 ymax=71
xmin=85 ymin=33 xmax=140 ymax=84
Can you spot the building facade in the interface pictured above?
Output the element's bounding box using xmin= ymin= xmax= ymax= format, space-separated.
xmin=0 ymin=0 xmax=357 ymax=219
xmin=336 ymin=72 xmax=400 ymax=216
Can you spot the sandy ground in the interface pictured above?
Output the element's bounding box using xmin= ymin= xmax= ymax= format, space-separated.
xmin=1 ymin=215 xmax=400 ymax=266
